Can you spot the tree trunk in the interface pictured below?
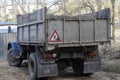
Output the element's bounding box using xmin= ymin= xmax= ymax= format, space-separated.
xmin=96 ymin=0 xmax=102 ymax=10
xmin=111 ymin=0 xmax=116 ymax=43
xmin=27 ymin=0 xmax=30 ymax=13
xmin=36 ymin=0 xmax=39 ymax=9
xmin=3 ymin=0 xmax=7 ymax=21
xmin=43 ymin=0 xmax=46 ymax=7
xmin=11 ymin=0 xmax=15 ymax=22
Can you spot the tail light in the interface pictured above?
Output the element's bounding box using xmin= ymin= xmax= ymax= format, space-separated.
xmin=43 ymin=54 xmax=52 ymax=59
xmin=90 ymin=51 xmax=96 ymax=58
xmin=43 ymin=53 xmax=57 ymax=59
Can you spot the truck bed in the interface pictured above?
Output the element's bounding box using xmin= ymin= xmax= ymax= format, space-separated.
xmin=17 ymin=8 xmax=111 ymax=50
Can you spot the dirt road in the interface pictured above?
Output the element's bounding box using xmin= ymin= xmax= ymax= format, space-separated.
xmin=1 ymin=60 xmax=120 ymax=80
xmin=0 ymin=60 xmax=28 ymax=80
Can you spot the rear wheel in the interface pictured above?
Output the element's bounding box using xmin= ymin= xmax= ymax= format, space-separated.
xmin=28 ymin=53 xmax=37 ymax=80
xmin=72 ymin=58 xmax=84 ymax=75
xmin=28 ymin=53 xmax=48 ymax=80
xmin=7 ymin=48 xmax=22 ymax=67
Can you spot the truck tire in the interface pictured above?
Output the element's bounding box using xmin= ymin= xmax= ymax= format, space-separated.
xmin=28 ymin=53 xmax=48 ymax=80
xmin=7 ymin=48 xmax=22 ymax=67
xmin=72 ymin=59 xmax=84 ymax=75
xmin=28 ymin=53 xmax=37 ymax=80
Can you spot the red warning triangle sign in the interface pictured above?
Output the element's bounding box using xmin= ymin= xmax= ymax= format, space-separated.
xmin=50 ymin=31 xmax=61 ymax=42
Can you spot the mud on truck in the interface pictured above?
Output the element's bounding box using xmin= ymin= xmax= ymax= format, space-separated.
xmin=7 ymin=7 xmax=111 ymax=80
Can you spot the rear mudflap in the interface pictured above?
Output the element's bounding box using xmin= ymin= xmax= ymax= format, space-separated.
xmin=37 ymin=63 xmax=58 ymax=77
xmin=84 ymin=61 xmax=101 ymax=73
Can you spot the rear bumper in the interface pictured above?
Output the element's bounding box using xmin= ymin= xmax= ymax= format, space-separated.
xmin=84 ymin=61 xmax=101 ymax=73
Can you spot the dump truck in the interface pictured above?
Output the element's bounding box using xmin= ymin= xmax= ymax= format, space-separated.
xmin=7 ymin=7 xmax=111 ymax=80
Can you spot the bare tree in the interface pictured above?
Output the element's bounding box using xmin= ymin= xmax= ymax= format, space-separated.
xmin=83 ymin=0 xmax=96 ymax=12
xmin=3 ymin=0 xmax=7 ymax=21
xmin=118 ymin=2 xmax=120 ymax=19
xmin=13 ymin=0 xmax=27 ymax=14
xmin=96 ymin=0 xmax=103 ymax=10
xmin=11 ymin=0 xmax=16 ymax=21
xmin=36 ymin=0 xmax=40 ymax=9
xmin=27 ymin=0 xmax=29 ymax=13
xmin=43 ymin=0 xmax=47 ymax=7
xmin=0 ymin=0 xmax=118 ymax=24
xmin=111 ymin=0 xmax=116 ymax=43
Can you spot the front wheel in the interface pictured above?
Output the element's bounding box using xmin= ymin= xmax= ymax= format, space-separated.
xmin=7 ymin=48 xmax=22 ymax=67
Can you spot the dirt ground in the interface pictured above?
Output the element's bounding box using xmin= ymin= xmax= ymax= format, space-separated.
xmin=1 ymin=44 xmax=120 ymax=80
xmin=1 ymin=60 xmax=120 ymax=80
